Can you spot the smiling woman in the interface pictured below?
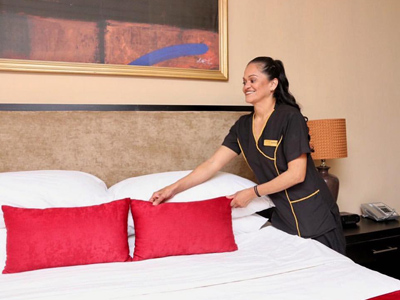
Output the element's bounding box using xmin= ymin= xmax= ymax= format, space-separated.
xmin=223 ymin=56 xmax=346 ymax=254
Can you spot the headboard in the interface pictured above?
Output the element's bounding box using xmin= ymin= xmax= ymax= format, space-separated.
xmin=0 ymin=104 xmax=255 ymax=187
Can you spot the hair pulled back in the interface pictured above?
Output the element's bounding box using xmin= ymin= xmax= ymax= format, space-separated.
xmin=248 ymin=57 xmax=300 ymax=111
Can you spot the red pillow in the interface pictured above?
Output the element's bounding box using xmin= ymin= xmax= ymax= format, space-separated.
xmin=2 ymin=198 xmax=131 ymax=274
xmin=130 ymin=197 xmax=238 ymax=261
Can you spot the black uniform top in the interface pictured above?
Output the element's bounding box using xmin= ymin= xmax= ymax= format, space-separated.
xmin=222 ymin=103 xmax=338 ymax=238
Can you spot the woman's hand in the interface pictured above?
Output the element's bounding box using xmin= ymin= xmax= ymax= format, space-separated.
xmin=227 ymin=188 xmax=256 ymax=208
xmin=149 ymin=185 xmax=176 ymax=206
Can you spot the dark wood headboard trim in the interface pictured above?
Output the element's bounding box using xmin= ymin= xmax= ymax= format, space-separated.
xmin=0 ymin=104 xmax=253 ymax=112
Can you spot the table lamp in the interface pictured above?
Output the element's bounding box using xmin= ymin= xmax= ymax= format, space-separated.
xmin=307 ymin=118 xmax=348 ymax=202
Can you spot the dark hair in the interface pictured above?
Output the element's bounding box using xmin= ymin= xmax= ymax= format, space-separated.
xmin=248 ymin=56 xmax=300 ymax=111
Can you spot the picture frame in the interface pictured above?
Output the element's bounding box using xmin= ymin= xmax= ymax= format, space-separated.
xmin=0 ymin=0 xmax=228 ymax=80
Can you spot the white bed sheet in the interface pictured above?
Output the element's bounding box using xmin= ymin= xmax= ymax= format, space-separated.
xmin=1 ymin=226 xmax=399 ymax=300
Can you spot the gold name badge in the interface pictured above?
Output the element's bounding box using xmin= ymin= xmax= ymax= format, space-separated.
xmin=264 ymin=139 xmax=278 ymax=147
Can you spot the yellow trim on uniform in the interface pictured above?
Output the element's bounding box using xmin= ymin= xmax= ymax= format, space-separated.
xmin=252 ymin=112 xmax=270 ymax=143
xmin=273 ymin=136 xmax=283 ymax=171
xmin=253 ymin=112 xmax=275 ymax=161
xmin=290 ymin=190 xmax=320 ymax=204
xmin=237 ymin=138 xmax=254 ymax=174
xmin=285 ymin=190 xmax=301 ymax=236
xmin=274 ymin=136 xmax=301 ymax=237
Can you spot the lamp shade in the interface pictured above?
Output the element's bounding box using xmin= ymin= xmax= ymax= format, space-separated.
xmin=307 ymin=119 xmax=348 ymax=160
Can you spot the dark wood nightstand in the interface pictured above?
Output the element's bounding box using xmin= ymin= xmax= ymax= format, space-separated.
xmin=343 ymin=217 xmax=400 ymax=279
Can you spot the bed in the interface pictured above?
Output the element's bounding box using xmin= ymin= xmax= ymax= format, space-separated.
xmin=1 ymin=104 xmax=400 ymax=300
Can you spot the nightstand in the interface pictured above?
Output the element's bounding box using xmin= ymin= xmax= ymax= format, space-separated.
xmin=343 ymin=217 xmax=400 ymax=279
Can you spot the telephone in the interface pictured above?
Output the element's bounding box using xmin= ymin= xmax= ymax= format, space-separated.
xmin=360 ymin=202 xmax=399 ymax=221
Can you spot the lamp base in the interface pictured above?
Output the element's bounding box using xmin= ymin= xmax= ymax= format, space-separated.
xmin=316 ymin=164 xmax=339 ymax=202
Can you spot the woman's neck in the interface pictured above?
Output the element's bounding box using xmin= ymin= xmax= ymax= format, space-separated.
xmin=253 ymin=98 xmax=276 ymax=121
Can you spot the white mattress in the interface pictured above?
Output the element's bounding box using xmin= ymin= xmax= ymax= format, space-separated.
xmin=1 ymin=226 xmax=400 ymax=300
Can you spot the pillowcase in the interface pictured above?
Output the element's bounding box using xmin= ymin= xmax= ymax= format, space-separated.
xmin=2 ymin=198 xmax=131 ymax=274
xmin=232 ymin=214 xmax=268 ymax=235
xmin=109 ymin=171 xmax=274 ymax=234
xmin=0 ymin=170 xmax=112 ymax=229
xmin=0 ymin=229 xmax=6 ymax=272
xmin=131 ymin=197 xmax=238 ymax=261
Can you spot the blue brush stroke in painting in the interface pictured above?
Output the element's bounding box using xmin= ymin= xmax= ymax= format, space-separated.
xmin=129 ymin=43 xmax=209 ymax=66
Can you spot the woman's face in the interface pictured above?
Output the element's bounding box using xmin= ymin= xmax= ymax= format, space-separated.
xmin=242 ymin=63 xmax=275 ymax=104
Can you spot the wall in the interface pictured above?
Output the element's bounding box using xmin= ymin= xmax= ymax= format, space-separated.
xmin=1 ymin=0 xmax=399 ymax=214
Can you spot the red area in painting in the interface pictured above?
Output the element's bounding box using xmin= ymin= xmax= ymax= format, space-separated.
xmin=29 ymin=16 xmax=100 ymax=63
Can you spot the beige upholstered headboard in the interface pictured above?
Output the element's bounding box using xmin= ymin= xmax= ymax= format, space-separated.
xmin=0 ymin=104 xmax=255 ymax=187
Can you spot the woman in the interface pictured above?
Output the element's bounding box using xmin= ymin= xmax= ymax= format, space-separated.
xmin=150 ymin=56 xmax=346 ymax=255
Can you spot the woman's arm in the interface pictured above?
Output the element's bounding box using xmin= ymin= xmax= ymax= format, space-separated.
xmin=229 ymin=153 xmax=307 ymax=208
xmin=150 ymin=146 xmax=238 ymax=205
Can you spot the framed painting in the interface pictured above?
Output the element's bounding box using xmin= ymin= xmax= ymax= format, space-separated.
xmin=0 ymin=0 xmax=228 ymax=80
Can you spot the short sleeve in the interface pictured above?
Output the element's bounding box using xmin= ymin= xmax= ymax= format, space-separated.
xmin=283 ymin=112 xmax=311 ymax=163
xmin=222 ymin=119 xmax=241 ymax=155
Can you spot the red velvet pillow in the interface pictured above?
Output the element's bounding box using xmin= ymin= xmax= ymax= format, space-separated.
xmin=2 ymin=198 xmax=131 ymax=274
xmin=130 ymin=197 xmax=238 ymax=261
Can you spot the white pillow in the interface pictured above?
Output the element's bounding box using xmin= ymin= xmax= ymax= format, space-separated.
xmin=109 ymin=171 xmax=274 ymax=234
xmin=232 ymin=214 xmax=268 ymax=235
xmin=0 ymin=170 xmax=112 ymax=229
xmin=0 ymin=229 xmax=6 ymax=271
